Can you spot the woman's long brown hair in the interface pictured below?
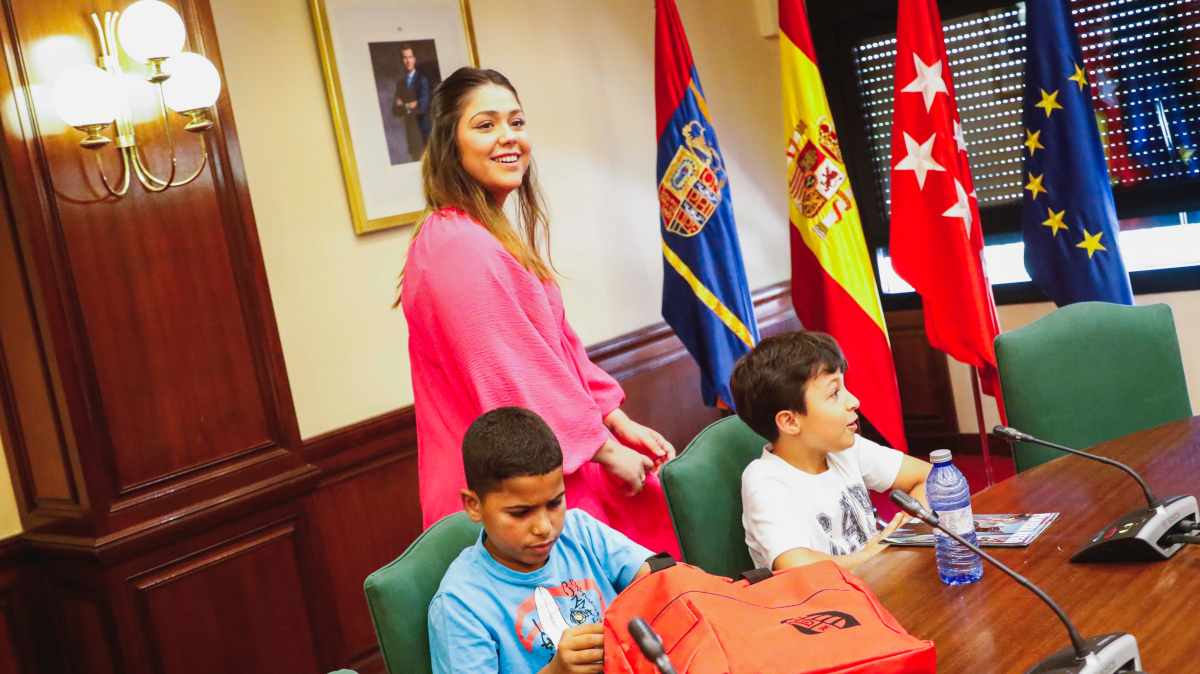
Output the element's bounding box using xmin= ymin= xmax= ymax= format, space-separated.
xmin=394 ymin=68 xmax=553 ymax=306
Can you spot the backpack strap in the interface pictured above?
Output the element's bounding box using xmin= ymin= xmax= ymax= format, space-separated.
xmin=646 ymin=552 xmax=677 ymax=573
xmin=740 ymin=568 xmax=773 ymax=585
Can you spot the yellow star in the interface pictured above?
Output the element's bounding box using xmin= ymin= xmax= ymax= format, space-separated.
xmin=1035 ymin=88 xmax=1064 ymax=117
xmin=1025 ymin=128 xmax=1045 ymax=157
xmin=1068 ymin=63 xmax=1088 ymax=91
xmin=1025 ymin=172 xmax=1047 ymax=200
xmin=1076 ymin=229 xmax=1107 ymax=258
xmin=1042 ymin=208 xmax=1067 ymax=236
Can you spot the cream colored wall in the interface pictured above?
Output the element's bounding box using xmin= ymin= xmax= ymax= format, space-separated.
xmin=950 ymin=291 xmax=1200 ymax=433
xmin=209 ymin=0 xmax=791 ymax=438
xmin=0 ymin=436 xmax=20 ymax=537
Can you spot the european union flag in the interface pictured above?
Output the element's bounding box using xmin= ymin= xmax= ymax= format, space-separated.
xmin=656 ymin=0 xmax=758 ymax=407
xmin=1021 ymin=0 xmax=1133 ymax=306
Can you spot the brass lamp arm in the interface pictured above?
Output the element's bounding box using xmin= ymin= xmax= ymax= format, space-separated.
xmin=93 ymin=145 xmax=131 ymax=198
xmin=134 ymin=134 xmax=209 ymax=188
xmin=126 ymin=91 xmax=179 ymax=192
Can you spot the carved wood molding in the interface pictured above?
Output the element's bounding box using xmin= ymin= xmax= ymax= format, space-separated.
xmin=24 ymin=462 xmax=318 ymax=565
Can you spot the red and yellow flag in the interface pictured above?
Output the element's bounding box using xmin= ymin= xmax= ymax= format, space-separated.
xmin=779 ymin=0 xmax=907 ymax=452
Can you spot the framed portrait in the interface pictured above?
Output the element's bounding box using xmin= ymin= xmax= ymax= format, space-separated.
xmin=310 ymin=0 xmax=479 ymax=234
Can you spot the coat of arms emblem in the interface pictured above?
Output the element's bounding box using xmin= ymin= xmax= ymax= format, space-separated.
xmin=658 ymin=121 xmax=726 ymax=237
xmin=786 ymin=117 xmax=855 ymax=239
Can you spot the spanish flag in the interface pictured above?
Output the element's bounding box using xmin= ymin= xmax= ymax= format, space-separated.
xmin=656 ymin=0 xmax=759 ymax=407
xmin=779 ymin=0 xmax=907 ymax=451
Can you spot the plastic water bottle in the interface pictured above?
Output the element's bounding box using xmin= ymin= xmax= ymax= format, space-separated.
xmin=926 ymin=449 xmax=983 ymax=585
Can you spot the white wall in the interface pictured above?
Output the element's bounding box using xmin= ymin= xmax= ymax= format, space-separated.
xmin=209 ymin=0 xmax=792 ymax=439
xmin=950 ymin=291 xmax=1200 ymax=433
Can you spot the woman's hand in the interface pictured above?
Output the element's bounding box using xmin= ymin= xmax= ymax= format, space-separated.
xmin=603 ymin=409 xmax=676 ymax=468
xmin=593 ymin=439 xmax=655 ymax=495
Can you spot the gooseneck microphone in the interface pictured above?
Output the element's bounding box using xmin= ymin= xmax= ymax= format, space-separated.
xmin=890 ymin=490 xmax=1143 ymax=674
xmin=993 ymin=425 xmax=1199 ymax=563
xmin=628 ymin=616 xmax=678 ymax=674
xmin=992 ymin=426 xmax=1157 ymax=505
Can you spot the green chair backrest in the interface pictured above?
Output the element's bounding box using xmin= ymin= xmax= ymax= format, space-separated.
xmin=364 ymin=512 xmax=481 ymax=674
xmin=995 ymin=301 xmax=1192 ymax=472
xmin=661 ymin=416 xmax=767 ymax=577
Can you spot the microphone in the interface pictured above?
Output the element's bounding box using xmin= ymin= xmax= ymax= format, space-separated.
xmin=890 ymin=490 xmax=1143 ymax=674
xmin=627 ymin=617 xmax=677 ymax=674
xmin=993 ymin=425 xmax=1199 ymax=563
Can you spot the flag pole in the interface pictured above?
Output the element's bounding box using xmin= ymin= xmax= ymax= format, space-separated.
xmin=970 ymin=365 xmax=996 ymax=487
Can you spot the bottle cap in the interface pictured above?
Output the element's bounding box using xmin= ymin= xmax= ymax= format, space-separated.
xmin=929 ymin=449 xmax=952 ymax=464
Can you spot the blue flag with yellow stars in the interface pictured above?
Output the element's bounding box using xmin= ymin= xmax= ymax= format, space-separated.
xmin=1021 ymin=0 xmax=1133 ymax=306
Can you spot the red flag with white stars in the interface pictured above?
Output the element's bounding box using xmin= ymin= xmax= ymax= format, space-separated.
xmin=889 ymin=0 xmax=1001 ymax=396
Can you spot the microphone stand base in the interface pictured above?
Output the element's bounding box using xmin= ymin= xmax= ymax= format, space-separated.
xmin=1070 ymin=495 xmax=1198 ymax=563
xmin=1025 ymin=633 xmax=1141 ymax=674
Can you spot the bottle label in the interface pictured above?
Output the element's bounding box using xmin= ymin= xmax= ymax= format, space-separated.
xmin=933 ymin=505 xmax=974 ymax=537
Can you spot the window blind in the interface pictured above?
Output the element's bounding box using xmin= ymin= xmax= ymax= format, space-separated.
xmin=852 ymin=0 xmax=1200 ymax=211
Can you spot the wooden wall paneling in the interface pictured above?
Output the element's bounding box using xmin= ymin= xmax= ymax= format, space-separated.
xmin=0 ymin=151 xmax=79 ymax=521
xmin=0 ymin=8 xmax=85 ymax=528
xmin=32 ymin=552 xmax=124 ymax=674
xmin=884 ymin=308 xmax=959 ymax=441
xmin=0 ymin=0 xmax=312 ymax=544
xmin=300 ymin=409 xmax=420 ymax=672
xmin=302 ymin=444 xmax=419 ymax=670
xmin=0 ymin=539 xmax=37 ymax=674
xmin=57 ymin=593 xmax=120 ymax=674
xmin=7 ymin=0 xmax=262 ymax=499
xmin=125 ymin=519 xmax=320 ymax=674
xmin=70 ymin=502 xmax=323 ymax=674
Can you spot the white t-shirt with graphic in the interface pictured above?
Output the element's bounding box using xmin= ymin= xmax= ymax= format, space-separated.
xmin=741 ymin=434 xmax=904 ymax=569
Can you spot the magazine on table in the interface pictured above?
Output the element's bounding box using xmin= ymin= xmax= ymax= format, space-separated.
xmin=883 ymin=512 xmax=1060 ymax=547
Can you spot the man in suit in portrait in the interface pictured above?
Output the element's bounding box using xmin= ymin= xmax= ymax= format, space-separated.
xmin=394 ymin=45 xmax=432 ymax=161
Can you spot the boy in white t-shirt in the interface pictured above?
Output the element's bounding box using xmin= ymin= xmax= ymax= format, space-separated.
xmin=732 ymin=331 xmax=932 ymax=571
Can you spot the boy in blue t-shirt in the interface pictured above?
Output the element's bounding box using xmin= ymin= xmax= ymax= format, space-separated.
xmin=428 ymin=407 xmax=654 ymax=674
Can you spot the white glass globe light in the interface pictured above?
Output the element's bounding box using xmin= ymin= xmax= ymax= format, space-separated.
xmin=161 ymin=52 xmax=221 ymax=112
xmin=117 ymin=0 xmax=185 ymax=63
xmin=53 ymin=64 xmax=117 ymax=127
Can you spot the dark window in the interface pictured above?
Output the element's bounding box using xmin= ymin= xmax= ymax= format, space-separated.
xmin=847 ymin=0 xmax=1200 ymax=301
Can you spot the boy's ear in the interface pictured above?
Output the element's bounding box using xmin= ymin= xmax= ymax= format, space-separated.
xmin=775 ymin=409 xmax=804 ymax=437
xmin=461 ymin=488 xmax=484 ymax=523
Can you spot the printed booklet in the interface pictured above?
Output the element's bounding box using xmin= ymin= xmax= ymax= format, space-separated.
xmin=884 ymin=512 xmax=1060 ymax=547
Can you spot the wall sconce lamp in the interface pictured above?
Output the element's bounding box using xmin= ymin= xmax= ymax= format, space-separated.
xmin=52 ymin=0 xmax=221 ymax=196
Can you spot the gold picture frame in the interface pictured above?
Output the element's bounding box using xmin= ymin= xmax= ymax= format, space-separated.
xmin=310 ymin=0 xmax=479 ymax=235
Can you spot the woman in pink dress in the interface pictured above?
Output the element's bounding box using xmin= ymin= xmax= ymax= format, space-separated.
xmin=399 ymin=67 xmax=681 ymax=556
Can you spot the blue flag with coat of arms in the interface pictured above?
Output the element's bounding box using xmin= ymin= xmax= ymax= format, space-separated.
xmin=655 ymin=0 xmax=758 ymax=407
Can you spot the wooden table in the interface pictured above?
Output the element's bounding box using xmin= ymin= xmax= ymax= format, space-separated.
xmin=855 ymin=417 xmax=1200 ymax=673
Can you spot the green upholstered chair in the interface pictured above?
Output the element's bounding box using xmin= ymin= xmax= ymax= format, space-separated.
xmin=364 ymin=511 xmax=481 ymax=674
xmin=661 ymin=416 xmax=767 ymax=578
xmin=995 ymin=301 xmax=1192 ymax=473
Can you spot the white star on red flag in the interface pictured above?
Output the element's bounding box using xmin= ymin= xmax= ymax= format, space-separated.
xmin=900 ymin=52 xmax=949 ymax=112
xmin=894 ymin=131 xmax=946 ymax=189
xmin=953 ymin=119 xmax=968 ymax=152
xmin=942 ymin=178 xmax=973 ymax=236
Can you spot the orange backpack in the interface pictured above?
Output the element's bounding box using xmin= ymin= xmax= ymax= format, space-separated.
xmin=603 ymin=557 xmax=935 ymax=674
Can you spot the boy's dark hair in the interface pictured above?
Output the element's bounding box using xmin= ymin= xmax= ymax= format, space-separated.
xmin=462 ymin=407 xmax=563 ymax=497
xmin=730 ymin=331 xmax=848 ymax=442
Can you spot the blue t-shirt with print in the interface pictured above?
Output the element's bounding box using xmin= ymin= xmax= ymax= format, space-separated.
xmin=427 ymin=508 xmax=652 ymax=673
